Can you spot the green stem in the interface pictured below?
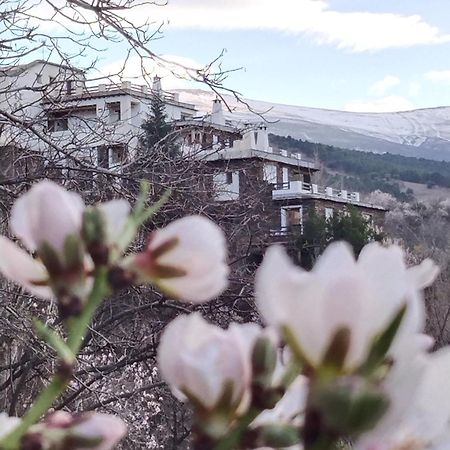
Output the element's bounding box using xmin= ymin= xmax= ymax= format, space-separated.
xmin=213 ymin=410 xmax=259 ymax=450
xmin=0 ymin=376 xmax=69 ymax=450
xmin=0 ymin=268 xmax=110 ymax=450
xmin=67 ymin=267 xmax=110 ymax=353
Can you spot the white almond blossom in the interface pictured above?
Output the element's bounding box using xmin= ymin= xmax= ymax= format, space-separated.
xmin=357 ymin=346 xmax=450 ymax=450
xmin=0 ymin=181 xmax=132 ymax=299
xmin=255 ymin=242 xmax=439 ymax=371
xmin=252 ymin=376 xmax=308 ymax=428
xmin=129 ymin=215 xmax=229 ymax=303
xmin=0 ymin=413 xmax=20 ymax=440
xmin=0 ymin=180 xmax=86 ymax=299
xmin=157 ymin=312 xmax=260 ymax=412
xmin=65 ymin=412 xmax=127 ymax=450
xmin=11 ymin=180 xmax=85 ymax=253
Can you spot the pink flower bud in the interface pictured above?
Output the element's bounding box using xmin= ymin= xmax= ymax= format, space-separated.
xmin=129 ymin=216 xmax=229 ymax=303
xmin=158 ymin=313 xmax=260 ymax=413
xmin=11 ymin=180 xmax=84 ymax=254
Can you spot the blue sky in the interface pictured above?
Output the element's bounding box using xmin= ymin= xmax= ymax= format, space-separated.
xmin=96 ymin=1 xmax=450 ymax=112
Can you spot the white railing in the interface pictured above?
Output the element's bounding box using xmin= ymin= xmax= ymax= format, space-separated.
xmin=272 ymin=181 xmax=360 ymax=202
xmin=50 ymin=82 xmax=177 ymax=102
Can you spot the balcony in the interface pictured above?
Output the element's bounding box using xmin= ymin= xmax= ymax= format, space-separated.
xmin=272 ymin=181 xmax=360 ymax=203
xmin=269 ymin=224 xmax=303 ymax=243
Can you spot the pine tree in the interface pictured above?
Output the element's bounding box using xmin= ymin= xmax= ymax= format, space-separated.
xmin=139 ymin=92 xmax=180 ymax=158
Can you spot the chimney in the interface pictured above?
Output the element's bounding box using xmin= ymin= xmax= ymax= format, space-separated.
xmin=210 ymin=97 xmax=225 ymax=125
xmin=255 ymin=124 xmax=269 ymax=151
xmin=152 ymin=75 xmax=162 ymax=93
xmin=241 ymin=129 xmax=256 ymax=149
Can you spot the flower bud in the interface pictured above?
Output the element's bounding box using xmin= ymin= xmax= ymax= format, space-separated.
xmin=311 ymin=376 xmax=389 ymax=436
xmin=23 ymin=411 xmax=127 ymax=450
xmin=126 ymin=216 xmax=229 ymax=303
xmin=158 ymin=313 xmax=260 ymax=430
xmin=252 ymin=334 xmax=278 ymax=385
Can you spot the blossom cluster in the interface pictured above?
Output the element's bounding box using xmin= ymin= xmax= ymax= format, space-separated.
xmin=0 ymin=180 xmax=447 ymax=450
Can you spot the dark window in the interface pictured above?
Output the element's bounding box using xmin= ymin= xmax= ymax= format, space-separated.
xmin=47 ymin=113 xmax=69 ymax=132
xmin=66 ymin=80 xmax=74 ymax=95
xmin=226 ymin=172 xmax=233 ymax=184
xmin=108 ymin=102 xmax=121 ymax=122
xmin=97 ymin=146 xmax=109 ymax=168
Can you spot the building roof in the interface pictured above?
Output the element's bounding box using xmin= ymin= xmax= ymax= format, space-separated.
xmin=174 ymin=118 xmax=243 ymax=135
xmin=41 ymin=83 xmax=198 ymax=112
xmin=206 ymin=147 xmax=319 ymax=170
xmin=1 ymin=60 xmax=85 ymax=77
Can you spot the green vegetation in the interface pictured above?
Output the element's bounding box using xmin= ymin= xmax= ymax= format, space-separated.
xmin=139 ymin=92 xmax=180 ymax=158
xmin=296 ymin=208 xmax=383 ymax=269
xmin=270 ymin=134 xmax=450 ymax=201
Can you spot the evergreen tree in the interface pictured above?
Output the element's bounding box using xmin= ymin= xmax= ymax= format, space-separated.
xmin=139 ymin=92 xmax=180 ymax=158
xmin=296 ymin=207 xmax=383 ymax=268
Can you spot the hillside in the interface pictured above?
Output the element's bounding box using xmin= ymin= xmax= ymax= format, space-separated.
xmin=270 ymin=134 xmax=450 ymax=203
xmin=175 ymin=89 xmax=450 ymax=162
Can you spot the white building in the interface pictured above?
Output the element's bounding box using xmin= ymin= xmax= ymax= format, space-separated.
xmin=0 ymin=60 xmax=384 ymax=231
xmin=0 ymin=60 xmax=197 ymax=169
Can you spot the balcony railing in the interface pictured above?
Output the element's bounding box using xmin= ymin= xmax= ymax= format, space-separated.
xmin=272 ymin=181 xmax=360 ymax=203
xmin=44 ymin=82 xmax=178 ymax=103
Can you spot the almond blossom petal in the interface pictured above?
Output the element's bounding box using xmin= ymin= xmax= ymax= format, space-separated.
xmin=97 ymin=199 xmax=131 ymax=243
xmin=157 ymin=313 xmax=256 ymax=411
xmin=70 ymin=413 xmax=127 ymax=450
xmin=0 ymin=413 xmax=20 ymax=440
xmin=408 ymin=258 xmax=440 ymax=289
xmin=0 ymin=236 xmax=53 ymax=299
xmin=132 ymin=215 xmax=229 ymax=303
xmin=255 ymin=242 xmax=436 ymax=371
xmin=10 ymin=180 xmax=84 ymax=253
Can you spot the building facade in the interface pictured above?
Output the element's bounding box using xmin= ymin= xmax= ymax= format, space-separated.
xmin=0 ymin=60 xmax=386 ymax=251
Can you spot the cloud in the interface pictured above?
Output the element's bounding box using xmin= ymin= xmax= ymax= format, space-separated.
xmin=95 ymin=54 xmax=207 ymax=90
xmin=24 ymin=1 xmax=450 ymax=53
xmin=344 ymin=96 xmax=415 ymax=113
xmin=143 ymin=0 xmax=450 ymax=52
xmin=425 ymin=70 xmax=450 ymax=83
xmin=369 ymin=76 xmax=400 ymax=96
xmin=408 ymin=81 xmax=421 ymax=97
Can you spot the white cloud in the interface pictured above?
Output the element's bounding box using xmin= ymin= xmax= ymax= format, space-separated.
xmin=143 ymin=0 xmax=450 ymax=52
xmin=409 ymin=81 xmax=421 ymax=97
xmin=369 ymin=75 xmax=400 ymax=96
xmin=25 ymin=1 xmax=450 ymax=53
xmin=95 ymin=54 xmax=208 ymax=90
xmin=425 ymin=70 xmax=450 ymax=83
xmin=344 ymin=96 xmax=415 ymax=113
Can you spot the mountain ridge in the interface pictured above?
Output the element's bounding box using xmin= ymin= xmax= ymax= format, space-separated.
xmin=174 ymin=89 xmax=450 ymax=162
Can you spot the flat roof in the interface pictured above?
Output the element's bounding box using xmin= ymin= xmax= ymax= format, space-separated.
xmin=205 ymin=147 xmax=319 ymax=170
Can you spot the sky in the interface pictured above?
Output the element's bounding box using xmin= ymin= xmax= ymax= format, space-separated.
xmin=79 ymin=1 xmax=450 ymax=112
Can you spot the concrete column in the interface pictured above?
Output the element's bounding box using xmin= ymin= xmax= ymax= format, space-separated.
xmin=120 ymin=96 xmax=132 ymax=123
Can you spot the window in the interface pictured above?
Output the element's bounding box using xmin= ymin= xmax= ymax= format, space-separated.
xmin=325 ymin=208 xmax=334 ymax=220
xmin=66 ymin=80 xmax=74 ymax=94
xmin=108 ymin=102 xmax=121 ymax=123
xmin=110 ymin=145 xmax=126 ymax=166
xmin=97 ymin=145 xmax=126 ymax=168
xmin=263 ymin=164 xmax=277 ymax=183
xmin=97 ymin=146 xmax=109 ymax=168
xmin=47 ymin=113 xmax=69 ymax=132
xmin=213 ymin=171 xmax=239 ymax=201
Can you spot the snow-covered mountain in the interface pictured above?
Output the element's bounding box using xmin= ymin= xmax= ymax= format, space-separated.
xmin=175 ymin=89 xmax=450 ymax=162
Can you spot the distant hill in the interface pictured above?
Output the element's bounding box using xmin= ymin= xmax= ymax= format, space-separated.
xmin=175 ymin=89 xmax=450 ymax=162
xmin=270 ymin=134 xmax=450 ymax=202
